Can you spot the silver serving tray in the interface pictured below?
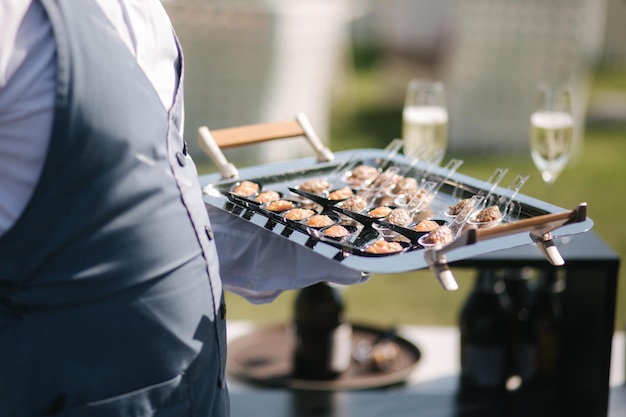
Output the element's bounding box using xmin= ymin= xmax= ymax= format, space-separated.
xmin=200 ymin=149 xmax=592 ymax=290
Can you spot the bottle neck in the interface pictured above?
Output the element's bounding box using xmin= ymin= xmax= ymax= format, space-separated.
xmin=473 ymin=269 xmax=505 ymax=294
xmin=294 ymin=282 xmax=346 ymax=327
xmin=536 ymin=268 xmax=566 ymax=294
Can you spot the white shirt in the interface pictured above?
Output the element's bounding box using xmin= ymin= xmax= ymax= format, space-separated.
xmin=0 ymin=0 xmax=179 ymax=237
xmin=0 ymin=0 xmax=367 ymax=302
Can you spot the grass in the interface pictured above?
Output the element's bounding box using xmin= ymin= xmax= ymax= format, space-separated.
xmin=199 ymin=61 xmax=626 ymax=331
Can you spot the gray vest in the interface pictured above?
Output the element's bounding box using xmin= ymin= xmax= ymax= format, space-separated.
xmin=0 ymin=0 xmax=228 ymax=416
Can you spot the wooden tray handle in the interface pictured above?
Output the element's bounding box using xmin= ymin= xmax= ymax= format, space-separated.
xmin=198 ymin=113 xmax=333 ymax=179
xmin=425 ymin=202 xmax=588 ymax=291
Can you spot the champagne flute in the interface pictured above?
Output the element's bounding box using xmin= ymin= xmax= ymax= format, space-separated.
xmin=402 ymin=79 xmax=449 ymax=164
xmin=530 ymin=82 xmax=574 ymax=185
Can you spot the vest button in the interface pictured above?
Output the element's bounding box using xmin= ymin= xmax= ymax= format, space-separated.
xmin=176 ymin=152 xmax=186 ymax=167
xmin=205 ymin=225 xmax=214 ymax=241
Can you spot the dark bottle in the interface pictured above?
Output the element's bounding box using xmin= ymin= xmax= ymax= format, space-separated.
xmin=292 ymin=282 xmax=352 ymax=380
xmin=501 ymin=268 xmax=535 ymax=391
xmin=459 ymin=268 xmax=511 ymax=390
xmin=529 ymin=268 xmax=564 ymax=388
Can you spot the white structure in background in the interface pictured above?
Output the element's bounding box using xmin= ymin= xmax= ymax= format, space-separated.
xmin=589 ymin=0 xmax=626 ymax=124
xmin=164 ymin=0 xmax=358 ymax=166
xmin=366 ymin=0 xmax=457 ymax=61
xmin=437 ymin=0 xmax=608 ymax=154
xmin=360 ymin=0 xmax=611 ymax=155
xmin=600 ymin=0 xmax=626 ymax=67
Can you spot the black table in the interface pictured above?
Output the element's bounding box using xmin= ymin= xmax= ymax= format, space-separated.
xmin=226 ymin=230 xmax=621 ymax=417
xmin=228 ymin=385 xmax=626 ymax=417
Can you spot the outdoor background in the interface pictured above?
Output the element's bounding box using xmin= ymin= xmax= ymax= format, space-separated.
xmin=165 ymin=0 xmax=626 ymax=331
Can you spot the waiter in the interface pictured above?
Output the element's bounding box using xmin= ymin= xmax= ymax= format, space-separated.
xmin=0 ymin=1 xmax=366 ymax=416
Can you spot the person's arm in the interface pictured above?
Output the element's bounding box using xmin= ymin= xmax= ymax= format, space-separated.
xmin=208 ymin=205 xmax=369 ymax=304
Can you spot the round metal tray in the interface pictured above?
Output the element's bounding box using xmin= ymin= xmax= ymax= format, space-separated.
xmin=227 ymin=323 xmax=421 ymax=391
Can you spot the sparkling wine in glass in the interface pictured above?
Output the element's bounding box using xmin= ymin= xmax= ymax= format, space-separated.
xmin=402 ymin=79 xmax=448 ymax=164
xmin=530 ymin=82 xmax=574 ymax=185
